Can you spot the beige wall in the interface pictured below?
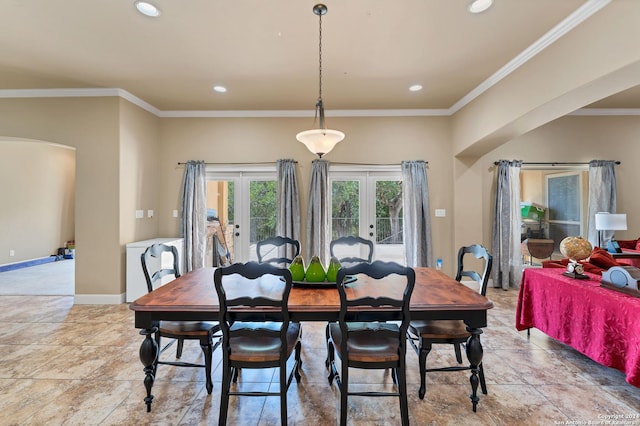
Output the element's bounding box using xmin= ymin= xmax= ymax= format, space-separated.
xmin=0 ymin=97 xmax=122 ymax=296
xmin=119 ymin=99 xmax=162 ymax=292
xmin=0 ymin=140 xmax=75 ymax=264
xmin=452 ymin=1 xmax=640 ymax=157
xmin=471 ymin=115 xmax=640 ymax=247
xmin=0 ymin=95 xmax=638 ymax=300
xmin=157 ymin=116 xmax=456 ymax=272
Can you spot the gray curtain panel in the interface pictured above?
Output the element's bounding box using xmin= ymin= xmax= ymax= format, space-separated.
xmin=306 ymin=159 xmax=330 ymax=265
xmin=402 ymin=160 xmax=432 ymax=267
xmin=276 ymin=159 xmax=301 ymax=260
xmin=491 ymin=160 xmax=522 ymax=289
xmin=180 ymin=160 xmax=207 ymax=272
xmin=587 ymin=160 xmax=618 ymax=248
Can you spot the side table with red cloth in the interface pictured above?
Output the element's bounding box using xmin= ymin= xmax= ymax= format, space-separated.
xmin=516 ymin=267 xmax=640 ymax=388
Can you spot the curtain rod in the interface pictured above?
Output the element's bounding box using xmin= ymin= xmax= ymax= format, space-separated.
xmin=493 ymin=161 xmax=620 ymax=166
xmin=177 ymin=161 xmax=297 ymax=166
xmin=331 ymin=161 xmax=428 ymax=166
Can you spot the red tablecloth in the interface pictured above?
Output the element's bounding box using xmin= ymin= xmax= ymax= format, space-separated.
xmin=516 ymin=268 xmax=640 ymax=388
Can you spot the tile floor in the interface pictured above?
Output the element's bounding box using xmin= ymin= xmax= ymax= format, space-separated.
xmin=0 ymin=267 xmax=638 ymax=425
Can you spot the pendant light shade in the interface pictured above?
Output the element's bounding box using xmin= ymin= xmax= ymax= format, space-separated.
xmin=296 ymin=4 xmax=344 ymax=158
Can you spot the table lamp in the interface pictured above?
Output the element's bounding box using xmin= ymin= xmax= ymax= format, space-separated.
xmin=595 ymin=212 xmax=627 ymax=249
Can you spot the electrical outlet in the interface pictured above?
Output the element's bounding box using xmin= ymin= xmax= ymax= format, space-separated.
xmin=147 ymin=210 xmax=154 ymax=218
xmin=172 ymin=210 xmax=178 ymax=218
xmin=9 ymin=250 xmax=15 ymax=257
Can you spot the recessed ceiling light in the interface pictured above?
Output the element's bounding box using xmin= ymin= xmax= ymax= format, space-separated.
xmin=213 ymin=85 xmax=227 ymax=93
xmin=468 ymin=0 xmax=493 ymax=14
xmin=409 ymin=84 xmax=423 ymax=92
xmin=135 ymin=1 xmax=161 ymax=18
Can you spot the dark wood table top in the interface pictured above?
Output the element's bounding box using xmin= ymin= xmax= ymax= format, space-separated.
xmin=130 ymin=267 xmax=493 ymax=326
xmin=611 ymin=251 xmax=640 ymax=259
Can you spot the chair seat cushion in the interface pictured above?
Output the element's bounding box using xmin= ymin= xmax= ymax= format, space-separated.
xmin=229 ymin=322 xmax=301 ymax=363
xmin=409 ymin=320 xmax=470 ymax=340
xmin=328 ymin=322 xmax=400 ymax=363
xmin=159 ymin=321 xmax=219 ymax=338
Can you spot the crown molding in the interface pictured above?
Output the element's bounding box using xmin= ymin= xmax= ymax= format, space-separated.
xmin=159 ymin=108 xmax=449 ymax=118
xmin=569 ymin=108 xmax=640 ymax=116
xmin=0 ymin=87 xmax=634 ymax=118
xmin=449 ymin=0 xmax=611 ymax=114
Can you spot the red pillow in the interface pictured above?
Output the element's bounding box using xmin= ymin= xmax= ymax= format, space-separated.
xmin=636 ymin=240 xmax=640 ymax=251
xmin=588 ymin=247 xmax=619 ymax=269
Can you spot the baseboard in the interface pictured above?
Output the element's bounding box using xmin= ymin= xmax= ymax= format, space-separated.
xmin=74 ymin=293 xmax=126 ymax=305
xmin=0 ymin=256 xmax=57 ymax=272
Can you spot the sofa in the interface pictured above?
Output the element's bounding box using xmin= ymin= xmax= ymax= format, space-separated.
xmin=542 ymin=245 xmax=640 ymax=275
xmin=616 ymin=238 xmax=640 ymax=252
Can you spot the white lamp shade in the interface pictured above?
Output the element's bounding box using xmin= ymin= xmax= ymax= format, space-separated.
xmin=595 ymin=212 xmax=627 ymax=231
xmin=296 ymin=128 xmax=345 ymax=157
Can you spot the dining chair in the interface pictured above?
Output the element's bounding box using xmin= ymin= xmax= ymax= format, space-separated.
xmin=140 ymin=243 xmax=220 ymax=394
xmin=326 ymin=261 xmax=415 ymax=426
xmin=329 ymin=235 xmax=374 ymax=267
xmin=407 ymin=244 xmax=492 ymax=399
xmin=214 ymin=261 xmax=302 ymax=426
xmin=256 ymin=236 xmax=301 ymax=266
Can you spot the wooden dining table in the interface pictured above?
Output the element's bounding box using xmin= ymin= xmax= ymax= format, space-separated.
xmin=130 ymin=266 xmax=493 ymax=412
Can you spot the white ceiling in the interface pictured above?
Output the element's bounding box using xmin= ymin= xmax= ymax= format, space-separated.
xmin=0 ymin=0 xmax=632 ymax=113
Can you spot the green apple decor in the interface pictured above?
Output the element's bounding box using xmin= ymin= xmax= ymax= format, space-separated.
xmin=305 ymin=256 xmax=326 ymax=282
xmin=326 ymin=257 xmax=341 ymax=282
xmin=289 ymin=255 xmax=306 ymax=281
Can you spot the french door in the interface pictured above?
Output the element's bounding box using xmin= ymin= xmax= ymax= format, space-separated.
xmin=545 ymin=171 xmax=585 ymax=252
xmin=329 ymin=168 xmax=404 ymax=264
xmin=206 ymin=168 xmax=277 ymax=263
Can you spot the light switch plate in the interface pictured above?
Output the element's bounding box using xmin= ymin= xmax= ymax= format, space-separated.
xmin=435 ymin=209 xmax=446 ymax=217
xmin=147 ymin=210 xmax=154 ymax=218
xmin=135 ymin=210 xmax=144 ymax=219
xmin=172 ymin=210 xmax=178 ymax=218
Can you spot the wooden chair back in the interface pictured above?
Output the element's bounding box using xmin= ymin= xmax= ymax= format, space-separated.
xmin=256 ymin=236 xmax=301 ymax=266
xmin=141 ymin=243 xmax=180 ymax=293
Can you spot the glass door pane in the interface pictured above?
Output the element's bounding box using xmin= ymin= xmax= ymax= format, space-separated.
xmin=206 ymin=180 xmax=235 ymax=267
xmin=373 ymin=179 xmax=404 ymax=263
xmin=546 ymin=171 xmax=585 ymax=253
xmin=329 ymin=171 xmax=404 ymax=264
xmin=248 ymin=179 xmax=277 ymax=261
xmin=331 ymin=179 xmax=362 ymax=260
xmin=206 ymin=170 xmax=277 ymax=263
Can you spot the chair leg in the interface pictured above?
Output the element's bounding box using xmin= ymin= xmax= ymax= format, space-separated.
xmin=294 ymin=341 xmax=302 ymax=382
xmin=200 ymin=338 xmax=213 ymax=394
xmin=418 ymin=340 xmax=432 ymax=400
xmin=325 ymin=323 xmax=332 ymax=369
xmin=176 ymin=338 xmax=184 ymax=359
xmin=339 ymin=361 xmax=349 ymax=426
xmin=479 ymin=363 xmax=487 ymax=395
xmin=327 ymin=340 xmax=335 ymax=385
xmin=454 ymin=343 xmax=463 ymax=364
xmin=280 ymin=358 xmax=288 ymax=426
xmin=153 ymin=332 xmax=161 ymax=377
xmin=397 ymin=359 xmax=410 ymax=426
xmin=219 ymin=359 xmax=231 ymax=426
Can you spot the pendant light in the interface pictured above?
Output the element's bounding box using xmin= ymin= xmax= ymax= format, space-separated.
xmin=296 ymin=4 xmax=344 ymax=158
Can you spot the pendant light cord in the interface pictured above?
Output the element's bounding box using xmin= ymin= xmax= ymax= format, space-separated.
xmin=318 ymin=11 xmax=323 ymax=103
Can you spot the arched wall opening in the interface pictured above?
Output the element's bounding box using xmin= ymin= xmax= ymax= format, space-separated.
xmin=0 ymin=137 xmax=76 ymax=295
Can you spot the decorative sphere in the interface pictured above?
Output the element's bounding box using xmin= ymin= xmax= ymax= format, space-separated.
xmin=559 ymin=236 xmax=592 ymax=261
